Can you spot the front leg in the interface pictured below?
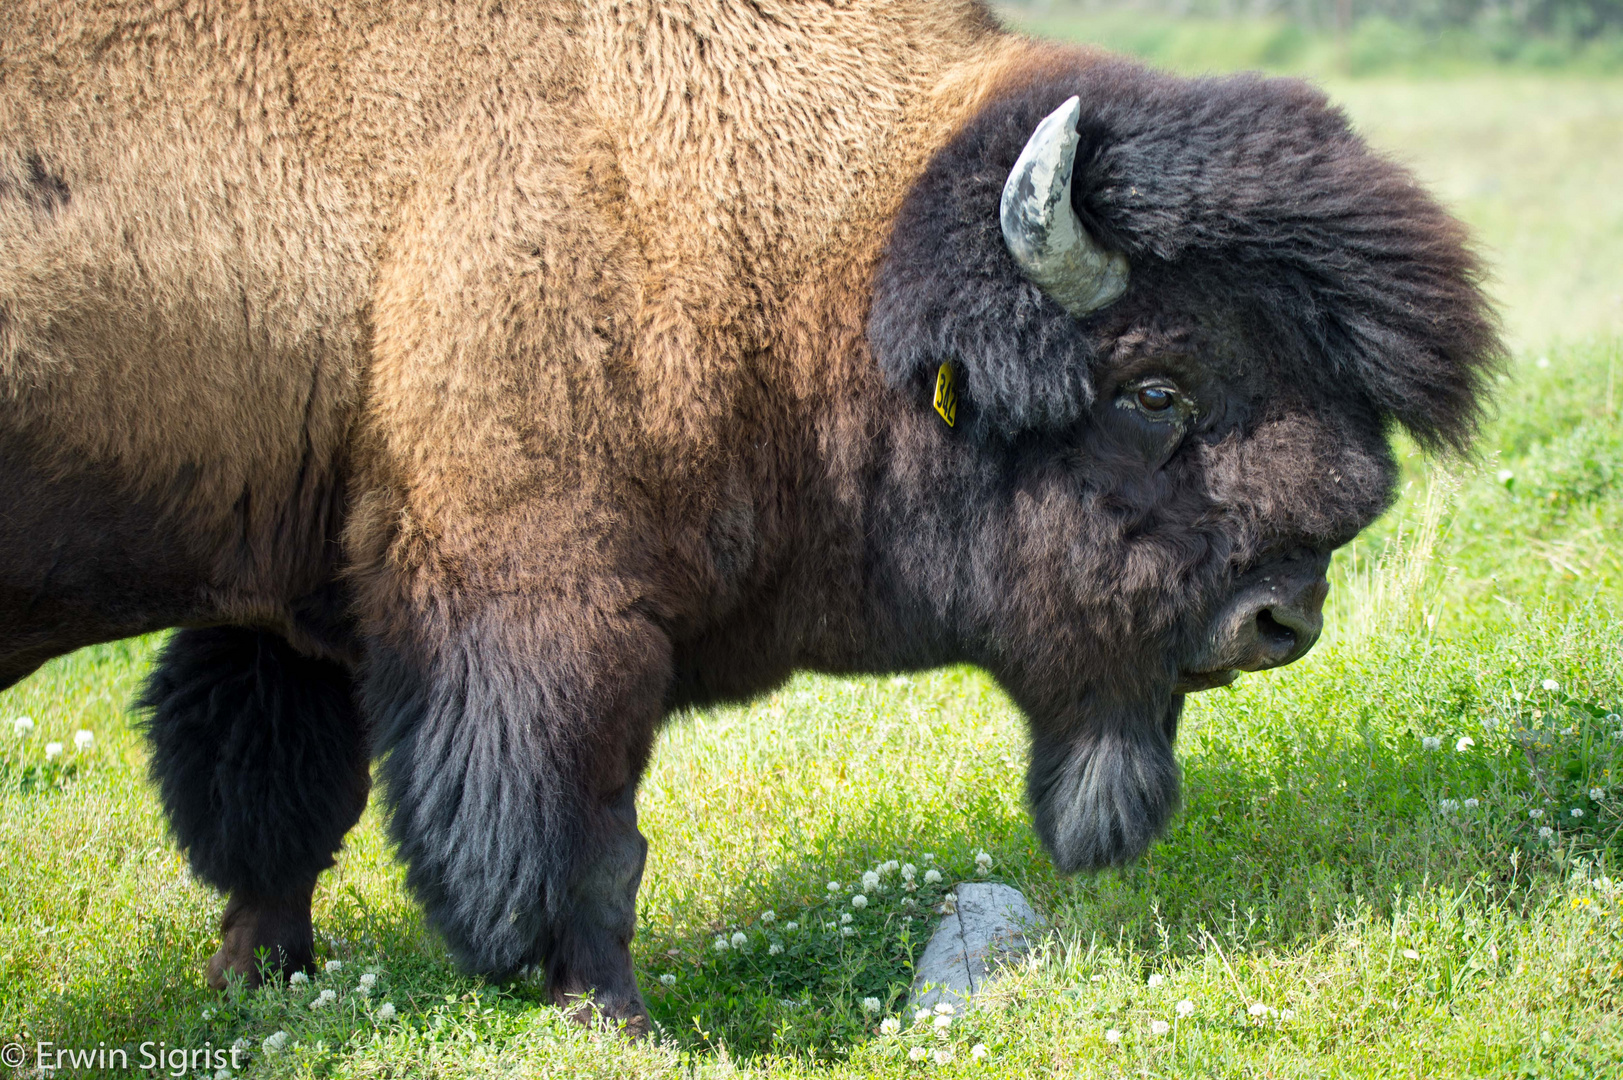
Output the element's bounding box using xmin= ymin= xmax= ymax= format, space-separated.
xmin=362 ymin=595 xmax=667 ymax=1031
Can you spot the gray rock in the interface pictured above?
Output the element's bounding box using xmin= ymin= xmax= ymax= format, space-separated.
xmin=909 ymin=882 xmax=1041 ymax=1009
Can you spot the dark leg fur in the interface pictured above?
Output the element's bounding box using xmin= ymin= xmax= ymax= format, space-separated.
xmin=364 ymin=598 xmax=667 ymax=1029
xmin=139 ymin=628 xmax=370 ymax=987
xmin=544 ymin=779 xmax=649 ymax=1032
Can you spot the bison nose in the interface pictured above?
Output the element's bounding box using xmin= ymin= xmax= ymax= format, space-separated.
xmin=1195 ymin=557 xmax=1331 ymax=676
xmin=1231 ymin=581 xmax=1325 ymax=669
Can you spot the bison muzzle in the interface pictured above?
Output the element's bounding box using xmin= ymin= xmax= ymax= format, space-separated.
xmin=0 ymin=0 xmax=1500 ymax=1031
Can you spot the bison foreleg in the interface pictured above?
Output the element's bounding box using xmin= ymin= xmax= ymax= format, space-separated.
xmin=139 ymin=628 xmax=370 ymax=988
xmin=364 ymin=598 xmax=668 ymax=1033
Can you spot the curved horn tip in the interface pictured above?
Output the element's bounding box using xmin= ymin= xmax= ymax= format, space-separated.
xmin=1000 ymin=94 xmax=1129 ymax=318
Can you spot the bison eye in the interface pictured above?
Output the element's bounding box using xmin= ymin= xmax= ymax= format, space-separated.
xmin=1136 ymin=386 xmax=1175 ymax=413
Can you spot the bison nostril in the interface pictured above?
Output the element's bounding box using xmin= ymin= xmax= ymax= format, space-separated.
xmin=1253 ymin=609 xmax=1298 ymax=657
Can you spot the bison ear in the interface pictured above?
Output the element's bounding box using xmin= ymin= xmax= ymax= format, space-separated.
xmin=868 ymin=94 xmax=1123 ymax=437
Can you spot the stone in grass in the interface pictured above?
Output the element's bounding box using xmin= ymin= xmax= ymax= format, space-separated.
xmin=910 ymin=882 xmax=1040 ymax=1009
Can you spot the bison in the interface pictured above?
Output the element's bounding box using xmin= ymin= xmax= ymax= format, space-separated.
xmin=1 ymin=0 xmax=1498 ymax=1031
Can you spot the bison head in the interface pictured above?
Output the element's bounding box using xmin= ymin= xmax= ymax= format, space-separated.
xmin=865 ymin=61 xmax=1500 ymax=873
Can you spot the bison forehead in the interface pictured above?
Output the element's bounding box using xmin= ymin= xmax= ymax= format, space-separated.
xmin=868 ymin=56 xmax=1502 ymax=450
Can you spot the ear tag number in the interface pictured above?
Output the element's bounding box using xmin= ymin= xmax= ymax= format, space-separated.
xmin=933 ymin=362 xmax=958 ymax=428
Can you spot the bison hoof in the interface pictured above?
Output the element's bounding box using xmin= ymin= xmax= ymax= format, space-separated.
xmin=205 ymin=887 xmax=317 ymax=990
xmin=554 ymin=989 xmax=652 ymax=1038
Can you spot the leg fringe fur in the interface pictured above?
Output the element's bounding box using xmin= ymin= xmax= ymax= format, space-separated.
xmin=139 ymin=628 xmax=369 ymax=897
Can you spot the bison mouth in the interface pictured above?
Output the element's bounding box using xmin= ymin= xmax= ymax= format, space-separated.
xmin=1172 ymin=668 xmax=1239 ymax=693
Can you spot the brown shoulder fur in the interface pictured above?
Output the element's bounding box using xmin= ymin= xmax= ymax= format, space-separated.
xmin=0 ymin=0 xmax=1043 ymax=652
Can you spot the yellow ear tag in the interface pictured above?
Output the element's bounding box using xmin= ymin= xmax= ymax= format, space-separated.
xmin=932 ymin=361 xmax=958 ymax=428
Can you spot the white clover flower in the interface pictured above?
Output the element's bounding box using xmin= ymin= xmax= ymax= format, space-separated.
xmin=231 ymin=1038 xmax=250 ymax=1054
xmin=659 ymin=973 xmax=677 ymax=986
xmin=310 ymin=988 xmax=337 ymax=1009
xmin=45 ymin=741 xmax=63 ymax=760
xmin=1562 ymin=726 xmax=1576 ymax=736
xmin=1175 ymin=999 xmax=1194 ymax=1018
xmin=768 ymin=942 xmax=783 ymax=956
xmin=933 ymin=1013 xmax=953 ymax=1030
xmin=1439 ymin=799 xmax=1460 ymax=813
xmin=359 ymin=972 xmax=377 ymax=989
xmin=1455 ymin=736 xmax=1475 ymax=752
xmin=824 ymin=922 xmax=837 ymax=932
xmin=1104 ymin=1028 xmax=1122 ymax=1044
xmin=1590 ymin=788 xmax=1605 ymax=801
xmin=971 ymin=1043 xmax=988 ymax=1061
xmin=356 ymin=983 xmax=371 ymax=997
xmin=1402 ymin=949 xmax=1420 ymax=960
xmin=713 ymin=935 xmax=730 ymax=951
xmin=827 ymin=881 xmax=842 ymax=894
xmin=862 ymin=997 xmax=881 ymax=1014
xmin=904 ymin=879 xmax=918 ymax=892
xmin=1539 ymin=826 xmax=1555 ymax=839
xmin=376 ymin=1002 xmax=396 ymax=1022
xmin=1542 ymin=679 xmax=1559 ymax=691
xmin=975 ymin=851 xmax=992 ymax=874
xmin=851 ymin=894 xmax=868 ymax=910
xmin=881 ymin=1016 xmax=901 ymax=1035
xmin=882 ymin=860 xmax=900 ymax=875
xmin=12 ymin=716 xmax=34 ymax=737
xmin=901 ymin=863 xmax=917 ymax=880
xmin=1464 ymin=798 xmax=1480 ymax=810
xmin=730 ymin=931 xmax=748 ymax=949
xmin=862 ymin=871 xmax=880 ymax=890
xmin=73 ymin=729 xmax=93 ymax=750
xmin=923 ymin=869 xmax=942 ymax=885
xmin=1529 ymin=808 xmax=1544 ymax=819
xmin=761 ymin=910 xmax=777 ymax=924
xmin=1147 ymin=973 xmax=1165 ymax=988
xmin=261 ymin=1031 xmax=291 ymax=1055
xmin=1497 ymin=469 xmax=1514 ymax=484
xmin=1280 ymin=1009 xmax=1295 ymax=1020
xmin=785 ymin=921 xmax=799 ymax=932
xmin=922 ymin=853 xmax=935 ymax=863
xmin=1248 ymin=1003 xmax=1269 ymax=1017
xmin=1571 ymin=808 xmax=1584 ymax=818
xmin=1150 ymin=1019 xmax=1170 ymax=1036
xmin=933 ymin=1048 xmax=954 ymax=1065
xmin=1422 ymin=736 xmax=1441 ymax=752
xmin=934 ymin=1001 xmax=955 ymax=1016
xmin=288 ymin=970 xmax=309 ymax=986
xmin=325 ymin=960 xmax=343 ymax=973
xmin=213 ymin=1068 xmax=232 ymax=1080
xmin=841 ymin=912 xmax=853 ymax=924
xmin=908 ymin=1046 xmax=927 ymax=1062
xmin=841 ymin=926 xmax=856 ymax=937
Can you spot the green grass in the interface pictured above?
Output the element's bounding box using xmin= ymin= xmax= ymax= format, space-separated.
xmin=3 ymin=65 xmax=1623 ymax=1080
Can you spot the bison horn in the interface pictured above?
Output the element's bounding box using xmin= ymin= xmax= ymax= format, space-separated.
xmin=1000 ymin=95 xmax=1129 ymax=317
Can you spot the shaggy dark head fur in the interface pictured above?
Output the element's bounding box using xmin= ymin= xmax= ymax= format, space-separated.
xmin=866 ymin=58 xmax=1502 ymax=874
xmin=870 ymin=59 xmax=1501 ymax=449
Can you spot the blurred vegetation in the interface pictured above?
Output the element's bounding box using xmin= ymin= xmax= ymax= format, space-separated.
xmin=1002 ymin=0 xmax=1623 ymax=73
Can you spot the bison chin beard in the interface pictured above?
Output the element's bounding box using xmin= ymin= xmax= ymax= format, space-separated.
xmin=1027 ymin=695 xmax=1184 ymax=873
